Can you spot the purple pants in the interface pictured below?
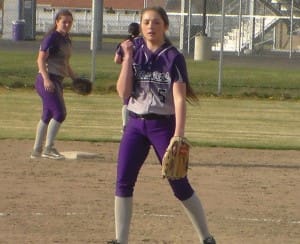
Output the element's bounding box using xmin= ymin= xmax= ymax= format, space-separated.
xmin=35 ymin=73 xmax=66 ymax=124
xmin=116 ymin=115 xmax=194 ymax=201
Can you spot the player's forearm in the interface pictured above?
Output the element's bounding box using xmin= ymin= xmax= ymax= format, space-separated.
xmin=116 ymin=57 xmax=133 ymax=98
xmin=173 ymin=82 xmax=187 ymax=137
xmin=37 ymin=60 xmax=50 ymax=81
xmin=174 ymin=98 xmax=186 ymax=137
xmin=37 ymin=51 xmax=51 ymax=82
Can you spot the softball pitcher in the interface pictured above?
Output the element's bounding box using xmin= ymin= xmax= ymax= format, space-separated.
xmin=30 ymin=9 xmax=77 ymax=160
xmin=107 ymin=6 xmax=216 ymax=244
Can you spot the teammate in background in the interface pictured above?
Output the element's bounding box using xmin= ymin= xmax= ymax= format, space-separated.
xmin=114 ymin=22 xmax=140 ymax=64
xmin=107 ymin=6 xmax=216 ymax=244
xmin=114 ymin=22 xmax=141 ymax=132
xmin=30 ymin=9 xmax=77 ymax=160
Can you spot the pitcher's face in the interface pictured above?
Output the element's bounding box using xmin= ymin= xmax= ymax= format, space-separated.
xmin=141 ymin=10 xmax=168 ymax=43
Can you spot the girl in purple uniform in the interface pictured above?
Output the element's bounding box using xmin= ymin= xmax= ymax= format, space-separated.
xmin=30 ymin=9 xmax=77 ymax=160
xmin=108 ymin=7 xmax=216 ymax=244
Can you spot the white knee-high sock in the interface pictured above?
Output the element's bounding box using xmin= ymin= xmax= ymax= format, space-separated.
xmin=181 ymin=193 xmax=210 ymax=241
xmin=115 ymin=196 xmax=133 ymax=244
xmin=33 ymin=120 xmax=47 ymax=151
xmin=45 ymin=119 xmax=61 ymax=149
xmin=121 ymin=105 xmax=129 ymax=127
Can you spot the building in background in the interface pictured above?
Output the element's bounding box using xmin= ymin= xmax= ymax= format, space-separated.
xmin=1 ymin=0 xmax=300 ymax=53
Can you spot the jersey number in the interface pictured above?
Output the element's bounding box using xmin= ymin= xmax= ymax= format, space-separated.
xmin=158 ymin=89 xmax=167 ymax=103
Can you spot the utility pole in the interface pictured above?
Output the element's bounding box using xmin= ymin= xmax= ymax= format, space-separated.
xmin=179 ymin=0 xmax=185 ymax=51
xmin=91 ymin=0 xmax=103 ymax=82
xmin=218 ymin=0 xmax=225 ymax=95
xmin=202 ymin=0 xmax=207 ymax=36
xmin=289 ymin=0 xmax=294 ymax=59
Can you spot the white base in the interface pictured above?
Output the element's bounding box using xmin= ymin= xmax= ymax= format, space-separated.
xmin=61 ymin=151 xmax=103 ymax=160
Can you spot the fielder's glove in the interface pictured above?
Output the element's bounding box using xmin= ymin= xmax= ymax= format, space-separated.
xmin=72 ymin=77 xmax=92 ymax=95
xmin=161 ymin=136 xmax=191 ymax=180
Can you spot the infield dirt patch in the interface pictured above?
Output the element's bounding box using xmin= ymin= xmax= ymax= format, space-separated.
xmin=0 ymin=139 xmax=299 ymax=243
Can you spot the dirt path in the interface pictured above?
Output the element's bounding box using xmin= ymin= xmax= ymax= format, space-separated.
xmin=0 ymin=139 xmax=299 ymax=243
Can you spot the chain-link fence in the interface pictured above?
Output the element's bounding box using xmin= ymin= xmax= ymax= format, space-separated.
xmin=2 ymin=0 xmax=300 ymax=54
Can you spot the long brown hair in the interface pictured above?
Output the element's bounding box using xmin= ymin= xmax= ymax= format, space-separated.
xmin=140 ymin=6 xmax=199 ymax=104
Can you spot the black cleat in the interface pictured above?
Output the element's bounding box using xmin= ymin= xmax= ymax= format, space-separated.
xmin=107 ymin=240 xmax=121 ymax=244
xmin=203 ymin=235 xmax=216 ymax=244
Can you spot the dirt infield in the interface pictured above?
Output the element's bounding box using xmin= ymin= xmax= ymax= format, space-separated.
xmin=0 ymin=139 xmax=299 ymax=243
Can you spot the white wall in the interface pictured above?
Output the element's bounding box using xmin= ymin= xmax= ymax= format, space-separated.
xmin=2 ymin=0 xmax=20 ymax=39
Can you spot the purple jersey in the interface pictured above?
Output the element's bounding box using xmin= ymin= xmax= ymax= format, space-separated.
xmin=40 ymin=31 xmax=72 ymax=78
xmin=127 ymin=41 xmax=189 ymax=115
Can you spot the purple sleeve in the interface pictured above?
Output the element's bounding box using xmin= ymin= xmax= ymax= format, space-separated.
xmin=171 ymin=54 xmax=189 ymax=84
xmin=40 ymin=32 xmax=55 ymax=52
xmin=133 ymin=36 xmax=144 ymax=49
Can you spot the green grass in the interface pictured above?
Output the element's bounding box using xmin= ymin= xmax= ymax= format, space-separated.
xmin=1 ymin=41 xmax=300 ymax=149
xmin=0 ymin=49 xmax=120 ymax=92
xmin=186 ymin=98 xmax=300 ymax=149
xmin=0 ymin=89 xmax=299 ymax=150
xmin=186 ymin=59 xmax=300 ymax=99
xmin=1 ymin=42 xmax=300 ymax=99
